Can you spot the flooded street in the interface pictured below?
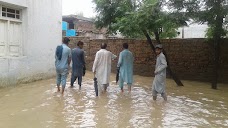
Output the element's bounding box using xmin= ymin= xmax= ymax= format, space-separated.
xmin=0 ymin=72 xmax=228 ymax=128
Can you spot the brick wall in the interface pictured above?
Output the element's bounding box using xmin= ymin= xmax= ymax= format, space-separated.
xmin=69 ymin=37 xmax=228 ymax=83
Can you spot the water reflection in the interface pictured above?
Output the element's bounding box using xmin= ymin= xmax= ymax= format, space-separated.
xmin=0 ymin=72 xmax=227 ymax=128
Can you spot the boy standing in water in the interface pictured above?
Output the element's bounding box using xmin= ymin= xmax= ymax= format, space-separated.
xmin=152 ymin=44 xmax=167 ymax=101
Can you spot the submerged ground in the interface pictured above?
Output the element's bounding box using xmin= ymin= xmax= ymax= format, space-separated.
xmin=0 ymin=71 xmax=227 ymax=128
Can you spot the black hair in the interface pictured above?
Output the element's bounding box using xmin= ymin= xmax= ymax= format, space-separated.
xmin=77 ymin=41 xmax=84 ymax=46
xmin=101 ymin=43 xmax=107 ymax=49
xmin=123 ymin=43 xmax=128 ymax=49
xmin=63 ymin=37 xmax=70 ymax=44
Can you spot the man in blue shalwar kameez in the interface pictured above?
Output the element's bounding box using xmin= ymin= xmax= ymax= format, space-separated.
xmin=55 ymin=37 xmax=71 ymax=94
xmin=117 ymin=43 xmax=134 ymax=93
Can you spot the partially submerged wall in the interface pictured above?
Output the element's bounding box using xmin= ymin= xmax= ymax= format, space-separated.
xmin=69 ymin=37 xmax=228 ymax=83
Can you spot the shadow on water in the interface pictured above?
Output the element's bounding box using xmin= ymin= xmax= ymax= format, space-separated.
xmin=0 ymin=72 xmax=227 ymax=128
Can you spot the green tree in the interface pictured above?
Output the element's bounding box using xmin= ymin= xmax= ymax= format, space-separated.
xmin=169 ymin=0 xmax=228 ymax=89
xmin=93 ymin=0 xmax=187 ymax=86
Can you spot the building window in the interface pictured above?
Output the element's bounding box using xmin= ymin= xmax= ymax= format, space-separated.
xmin=2 ymin=7 xmax=21 ymax=20
xmin=0 ymin=5 xmax=22 ymax=57
xmin=69 ymin=22 xmax=74 ymax=29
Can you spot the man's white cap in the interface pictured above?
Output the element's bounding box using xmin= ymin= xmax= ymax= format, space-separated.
xmin=155 ymin=44 xmax=163 ymax=49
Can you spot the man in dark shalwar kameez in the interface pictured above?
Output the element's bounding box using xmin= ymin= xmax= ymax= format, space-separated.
xmin=70 ymin=41 xmax=85 ymax=89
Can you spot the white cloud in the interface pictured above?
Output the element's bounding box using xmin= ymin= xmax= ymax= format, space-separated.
xmin=62 ymin=0 xmax=96 ymax=18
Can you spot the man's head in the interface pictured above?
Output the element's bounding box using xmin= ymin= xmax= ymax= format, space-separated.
xmin=63 ymin=37 xmax=70 ymax=45
xmin=77 ymin=41 xmax=84 ymax=49
xmin=155 ymin=44 xmax=163 ymax=56
xmin=123 ymin=43 xmax=128 ymax=49
xmin=101 ymin=43 xmax=107 ymax=49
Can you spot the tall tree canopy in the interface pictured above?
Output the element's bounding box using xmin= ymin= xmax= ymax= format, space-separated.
xmin=169 ymin=0 xmax=228 ymax=89
xmin=93 ymin=0 xmax=188 ymax=39
xmin=168 ymin=0 xmax=228 ymax=38
xmin=93 ymin=0 xmax=187 ymax=86
xmin=93 ymin=0 xmax=228 ymax=88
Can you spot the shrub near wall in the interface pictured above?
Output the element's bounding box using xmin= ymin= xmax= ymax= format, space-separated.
xmin=69 ymin=37 xmax=228 ymax=83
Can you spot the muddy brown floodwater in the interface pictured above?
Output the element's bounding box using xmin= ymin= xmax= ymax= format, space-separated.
xmin=0 ymin=71 xmax=227 ymax=128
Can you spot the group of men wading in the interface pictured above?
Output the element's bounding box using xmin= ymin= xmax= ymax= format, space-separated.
xmin=55 ymin=37 xmax=167 ymax=101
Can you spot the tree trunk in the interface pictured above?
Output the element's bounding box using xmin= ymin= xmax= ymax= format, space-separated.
xmin=143 ymin=30 xmax=184 ymax=86
xmin=211 ymin=0 xmax=223 ymax=89
xmin=212 ymin=40 xmax=219 ymax=89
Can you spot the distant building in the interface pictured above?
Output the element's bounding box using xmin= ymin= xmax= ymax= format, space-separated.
xmin=176 ymin=20 xmax=228 ymax=39
xmin=176 ymin=0 xmax=228 ymax=39
xmin=176 ymin=23 xmax=208 ymax=38
xmin=62 ymin=15 xmax=107 ymax=39
xmin=0 ymin=0 xmax=62 ymax=86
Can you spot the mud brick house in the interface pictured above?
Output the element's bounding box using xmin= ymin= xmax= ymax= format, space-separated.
xmin=62 ymin=15 xmax=107 ymax=39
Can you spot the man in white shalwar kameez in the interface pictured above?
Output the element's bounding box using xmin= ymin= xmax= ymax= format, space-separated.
xmin=92 ymin=43 xmax=117 ymax=94
xmin=152 ymin=44 xmax=168 ymax=101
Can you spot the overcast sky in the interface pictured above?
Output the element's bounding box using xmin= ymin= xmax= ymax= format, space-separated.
xmin=62 ymin=0 xmax=96 ymax=18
